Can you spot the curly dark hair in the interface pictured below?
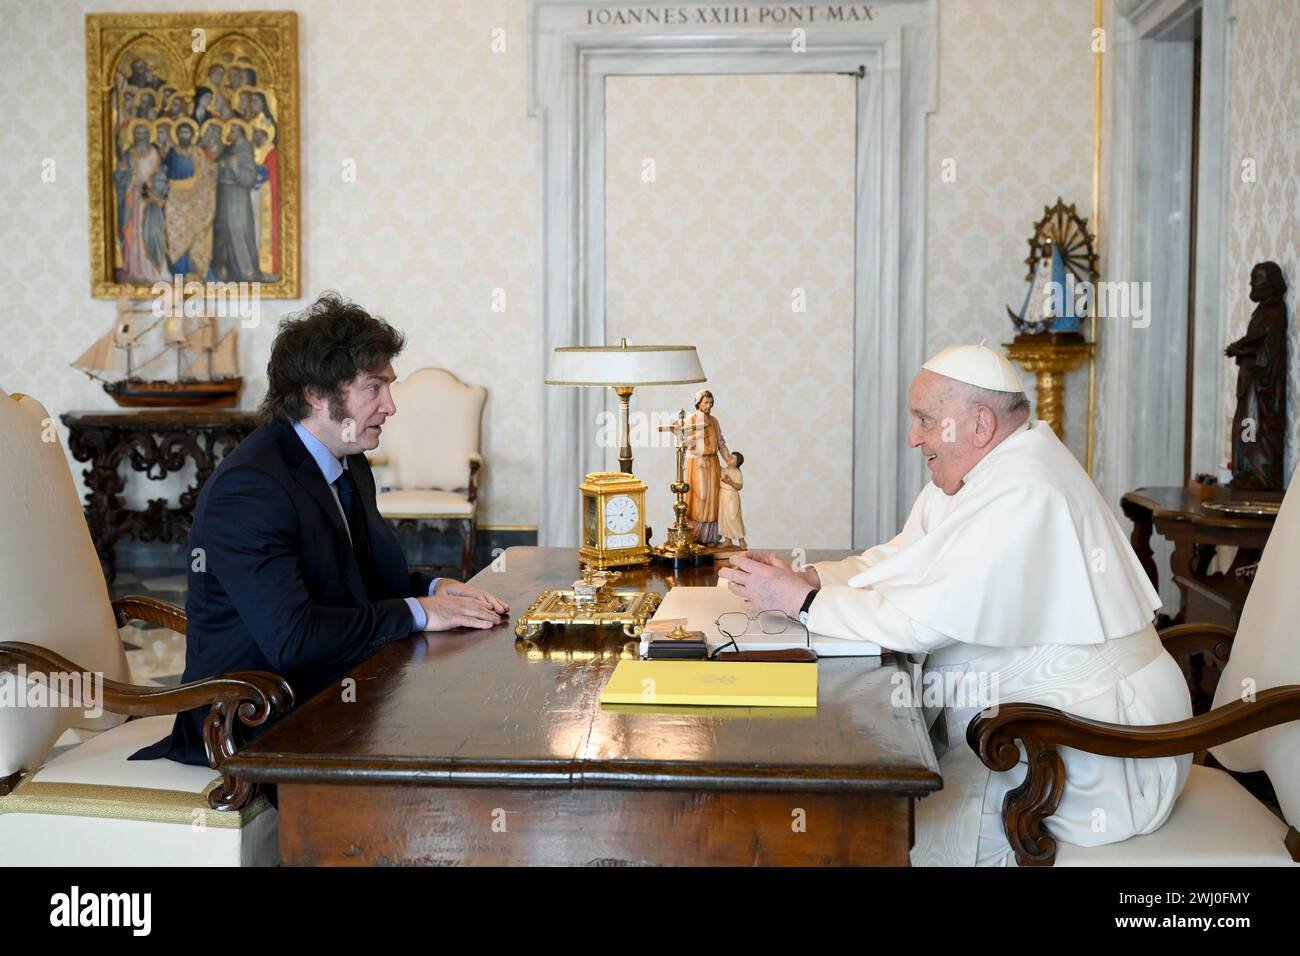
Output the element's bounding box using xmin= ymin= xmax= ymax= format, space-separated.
xmin=258 ymin=293 xmax=405 ymax=425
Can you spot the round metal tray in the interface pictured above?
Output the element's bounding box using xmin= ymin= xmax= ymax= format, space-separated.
xmin=1201 ymin=500 xmax=1280 ymax=517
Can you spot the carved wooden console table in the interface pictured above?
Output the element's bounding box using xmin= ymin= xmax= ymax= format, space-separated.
xmin=60 ymin=409 xmax=259 ymax=581
xmin=1121 ymin=485 xmax=1279 ymax=629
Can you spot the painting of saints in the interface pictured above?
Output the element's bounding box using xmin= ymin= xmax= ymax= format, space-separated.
xmin=120 ymin=121 xmax=170 ymax=283
xmin=684 ymin=389 xmax=731 ymax=545
xmin=163 ymin=120 xmax=215 ymax=279
xmin=211 ymin=122 xmax=262 ymax=282
xmin=143 ymin=168 xmax=170 ymax=278
xmin=252 ymin=127 xmax=280 ymax=277
xmin=153 ymin=119 xmax=174 ymax=159
xmin=91 ymin=15 xmax=297 ymax=297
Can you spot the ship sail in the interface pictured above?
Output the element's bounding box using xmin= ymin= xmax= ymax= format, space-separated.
xmin=185 ymin=316 xmax=216 ymax=352
xmin=210 ymin=329 xmax=238 ymax=378
xmin=162 ymin=316 xmax=188 ymax=346
xmin=180 ymin=325 xmax=238 ymax=380
xmin=71 ymin=331 xmax=120 ymax=378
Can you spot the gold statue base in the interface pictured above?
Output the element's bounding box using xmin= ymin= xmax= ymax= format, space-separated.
xmin=1003 ymin=337 xmax=1095 ymax=442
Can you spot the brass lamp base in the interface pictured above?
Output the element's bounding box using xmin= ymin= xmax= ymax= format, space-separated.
xmin=649 ymin=540 xmax=710 ymax=568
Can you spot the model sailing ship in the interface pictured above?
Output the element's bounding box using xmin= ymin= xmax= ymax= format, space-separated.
xmin=72 ymin=296 xmax=243 ymax=408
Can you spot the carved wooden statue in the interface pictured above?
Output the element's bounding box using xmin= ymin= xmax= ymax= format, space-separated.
xmin=1225 ymin=261 xmax=1288 ymax=491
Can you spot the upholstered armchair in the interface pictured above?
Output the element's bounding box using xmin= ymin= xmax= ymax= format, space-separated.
xmin=967 ymin=476 xmax=1300 ymax=867
xmin=0 ymin=389 xmax=292 ymax=866
xmin=369 ymin=367 xmax=487 ymax=579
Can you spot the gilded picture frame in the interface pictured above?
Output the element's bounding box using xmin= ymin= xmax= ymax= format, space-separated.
xmin=85 ymin=12 xmax=299 ymax=298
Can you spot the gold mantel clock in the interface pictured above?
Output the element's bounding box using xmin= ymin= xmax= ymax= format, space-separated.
xmin=579 ymin=471 xmax=649 ymax=569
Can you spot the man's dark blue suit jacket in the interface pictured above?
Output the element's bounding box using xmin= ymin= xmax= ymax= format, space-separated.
xmin=132 ymin=419 xmax=434 ymax=766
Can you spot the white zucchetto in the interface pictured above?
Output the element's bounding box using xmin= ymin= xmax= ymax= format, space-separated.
xmin=922 ymin=344 xmax=1024 ymax=393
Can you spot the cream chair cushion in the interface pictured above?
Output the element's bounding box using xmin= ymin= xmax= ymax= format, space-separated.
xmin=1054 ymin=765 xmax=1294 ymax=866
xmin=1209 ymin=474 xmax=1300 ymax=827
xmin=383 ymin=368 xmax=486 ymax=492
xmin=0 ymin=714 xmax=277 ymax=866
xmin=1060 ymin=764 xmax=1294 ymax=868
xmin=376 ymin=489 xmax=475 ymax=519
xmin=0 ymin=391 xmax=131 ymax=779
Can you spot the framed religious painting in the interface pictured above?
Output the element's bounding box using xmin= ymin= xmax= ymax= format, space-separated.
xmin=85 ymin=12 xmax=299 ymax=298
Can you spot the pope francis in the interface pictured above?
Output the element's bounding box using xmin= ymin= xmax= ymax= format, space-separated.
xmin=719 ymin=344 xmax=1193 ymax=866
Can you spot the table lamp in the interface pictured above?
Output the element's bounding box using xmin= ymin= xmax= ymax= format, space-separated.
xmin=545 ymin=339 xmax=706 ymax=475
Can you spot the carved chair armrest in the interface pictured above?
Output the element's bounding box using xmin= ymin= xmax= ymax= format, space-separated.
xmin=468 ymin=454 xmax=482 ymax=504
xmin=0 ymin=641 xmax=293 ymax=812
xmin=966 ymin=685 xmax=1300 ymax=866
xmin=1157 ymin=622 xmax=1236 ymax=661
xmin=112 ymin=595 xmax=187 ymax=635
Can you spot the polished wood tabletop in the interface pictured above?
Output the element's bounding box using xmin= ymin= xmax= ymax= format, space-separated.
xmin=228 ymin=547 xmax=939 ymax=792
xmin=225 ymin=547 xmax=941 ymax=865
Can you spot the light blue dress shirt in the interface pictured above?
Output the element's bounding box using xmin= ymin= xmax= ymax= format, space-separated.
xmin=292 ymin=422 xmax=439 ymax=630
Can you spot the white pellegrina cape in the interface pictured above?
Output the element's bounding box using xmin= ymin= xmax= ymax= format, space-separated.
xmin=852 ymin=421 xmax=1158 ymax=646
xmin=807 ymin=421 xmax=1193 ymax=866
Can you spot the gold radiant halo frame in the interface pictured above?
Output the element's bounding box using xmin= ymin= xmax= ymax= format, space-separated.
xmin=85 ymin=12 xmax=300 ymax=299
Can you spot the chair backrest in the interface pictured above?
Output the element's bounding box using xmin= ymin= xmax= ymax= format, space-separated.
xmin=1210 ymin=470 xmax=1300 ymax=825
xmin=382 ymin=367 xmax=486 ymax=492
xmin=0 ymin=390 xmax=130 ymax=778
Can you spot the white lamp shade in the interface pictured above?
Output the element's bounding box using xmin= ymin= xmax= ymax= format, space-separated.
xmin=545 ymin=344 xmax=706 ymax=387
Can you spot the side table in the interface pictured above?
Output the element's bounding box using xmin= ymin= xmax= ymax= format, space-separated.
xmin=60 ymin=409 xmax=259 ymax=581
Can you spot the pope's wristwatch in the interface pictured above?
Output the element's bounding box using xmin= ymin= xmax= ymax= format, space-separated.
xmin=797 ymin=587 xmax=820 ymax=626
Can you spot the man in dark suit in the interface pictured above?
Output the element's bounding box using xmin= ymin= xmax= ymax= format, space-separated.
xmin=134 ymin=293 xmax=506 ymax=766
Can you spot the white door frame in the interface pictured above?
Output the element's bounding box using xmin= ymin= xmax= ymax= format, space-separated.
xmin=529 ymin=0 xmax=937 ymax=547
xmin=1101 ymin=0 xmax=1233 ymax=509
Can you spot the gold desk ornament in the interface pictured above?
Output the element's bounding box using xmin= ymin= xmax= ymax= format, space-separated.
xmin=513 ymin=567 xmax=661 ymax=641
xmin=649 ymin=408 xmax=710 ymax=567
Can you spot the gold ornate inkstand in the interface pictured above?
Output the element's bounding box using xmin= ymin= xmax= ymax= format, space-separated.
xmin=513 ymin=568 xmax=661 ymax=641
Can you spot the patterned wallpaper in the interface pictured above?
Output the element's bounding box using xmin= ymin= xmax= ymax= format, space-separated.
xmin=925 ymin=0 xmax=1097 ymax=468
xmin=0 ymin=0 xmax=538 ymax=525
xmin=1 ymin=0 xmax=1107 ymax=542
xmin=1223 ymin=0 xmax=1300 ymax=483
xmin=604 ymin=74 xmax=856 ymax=550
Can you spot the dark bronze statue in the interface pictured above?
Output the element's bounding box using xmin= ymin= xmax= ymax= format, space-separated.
xmin=1225 ymin=261 xmax=1288 ymax=490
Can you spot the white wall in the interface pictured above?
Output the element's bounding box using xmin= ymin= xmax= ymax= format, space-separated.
xmin=604 ymin=73 xmax=857 ymax=549
xmin=1223 ymin=0 xmax=1300 ymax=484
xmin=0 ymin=0 xmax=1116 ymax=544
xmin=0 ymin=0 xmax=539 ymax=525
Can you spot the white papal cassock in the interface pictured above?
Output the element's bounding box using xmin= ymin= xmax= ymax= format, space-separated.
xmin=807 ymin=420 xmax=1193 ymax=866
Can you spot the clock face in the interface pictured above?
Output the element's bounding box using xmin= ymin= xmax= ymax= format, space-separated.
xmin=603 ymin=494 xmax=639 ymax=535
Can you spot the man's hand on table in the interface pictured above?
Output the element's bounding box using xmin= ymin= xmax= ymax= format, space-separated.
xmin=717 ymin=551 xmax=818 ymax=618
xmin=417 ymin=581 xmax=509 ymax=631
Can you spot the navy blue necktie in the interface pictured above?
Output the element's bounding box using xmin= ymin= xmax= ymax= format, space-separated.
xmin=334 ymin=469 xmax=378 ymax=595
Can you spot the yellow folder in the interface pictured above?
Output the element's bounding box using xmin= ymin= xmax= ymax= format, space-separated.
xmin=600 ymin=660 xmax=817 ymax=708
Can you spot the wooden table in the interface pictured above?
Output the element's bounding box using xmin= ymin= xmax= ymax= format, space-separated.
xmin=60 ymin=409 xmax=258 ymax=581
xmin=225 ymin=548 xmax=941 ymax=866
xmin=1121 ymin=486 xmax=1279 ymax=628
